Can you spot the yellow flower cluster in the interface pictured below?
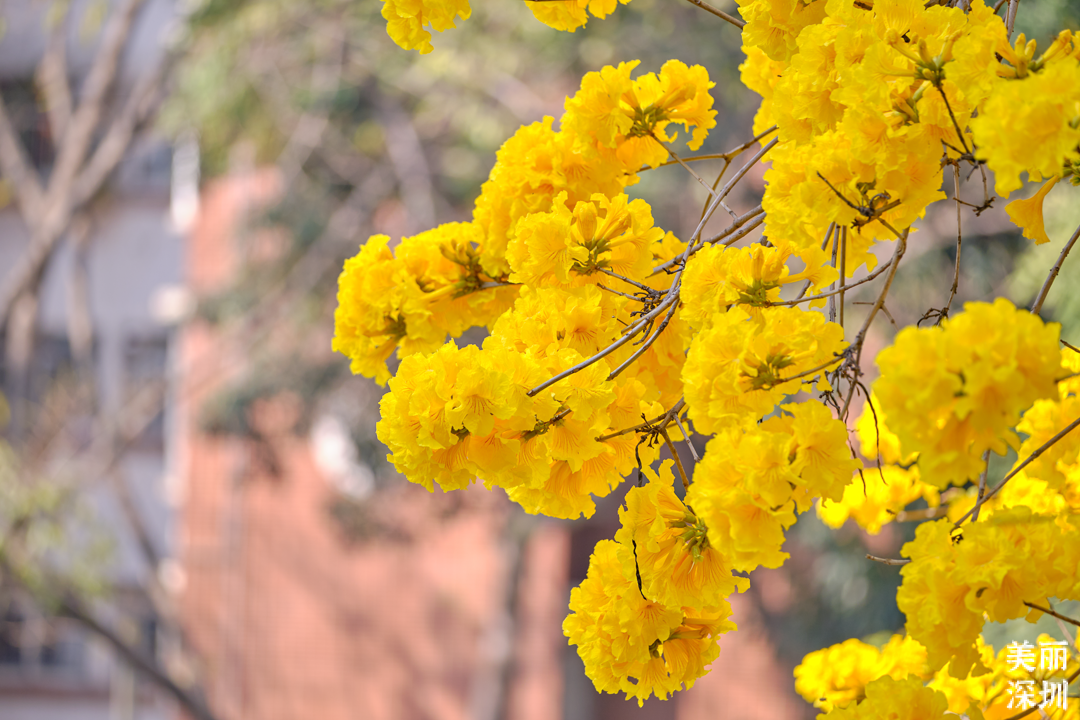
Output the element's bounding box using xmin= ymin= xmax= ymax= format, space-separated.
xmin=614 ymin=462 xmax=749 ymax=608
xmin=745 ymin=1 xmax=999 ymax=266
xmin=332 ymin=225 xmax=518 ymax=383
xmin=349 ymin=0 xmax=1080 ymax=707
xmin=562 ymin=60 xmax=717 ymax=170
xmin=794 ymin=634 xmax=927 ymax=713
xmin=817 ymin=675 xmax=951 ymax=720
xmin=873 ymin=298 xmax=1062 ymax=488
xmin=563 ymin=535 xmax=736 ymax=705
xmin=797 ymin=632 xmax=1079 ymax=719
xmin=971 ymin=31 xmax=1080 ymax=196
xmin=683 ymin=305 xmax=845 ymax=434
xmin=679 ymin=242 xmax=835 ymax=328
xmin=1014 ymin=349 xmax=1080 ymax=494
xmin=898 ymin=508 xmax=1080 ymax=677
xmin=524 ymin=0 xmax=632 ymax=33
xmin=818 ymin=399 xmax=938 ymax=534
xmin=380 ymin=0 xmax=471 ymax=54
xmin=688 ymin=400 xmax=860 ymax=570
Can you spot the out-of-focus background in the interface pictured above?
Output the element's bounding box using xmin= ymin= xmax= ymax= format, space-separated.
xmin=0 ymin=1 xmax=1076 ymax=719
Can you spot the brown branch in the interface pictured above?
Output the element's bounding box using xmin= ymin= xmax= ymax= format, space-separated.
xmin=0 ymin=97 xmax=46 ymax=218
xmin=970 ymin=450 xmax=991 ymax=522
xmin=894 ymin=505 xmax=948 ymax=522
xmin=672 ymin=412 xmax=699 ymax=462
xmin=1031 ymin=220 xmax=1080 ymax=316
xmin=839 ymin=229 xmax=908 ymax=420
xmin=866 ymin=554 xmax=910 ymax=566
xmin=0 ymin=546 xmax=219 ymax=720
xmin=58 ymin=596 xmax=219 ymax=720
xmin=954 ymin=414 xmax=1080 ymax=527
xmin=1023 ymin=602 xmax=1080 ymax=628
xmin=767 ymin=255 xmax=896 ymax=307
xmin=73 ymin=54 xmax=173 ymax=206
xmin=941 ymin=163 xmax=963 ymax=323
xmin=0 ymin=0 xmax=151 ymax=329
xmin=660 ymin=428 xmax=691 ymax=491
xmin=606 ymin=298 xmax=680 ymax=382
xmin=50 ymin=0 xmax=147 ymax=193
xmin=596 ymin=398 xmax=685 ymax=442
xmin=679 ymin=0 xmax=745 ymax=27
xmin=38 ymin=23 xmax=73 ymax=146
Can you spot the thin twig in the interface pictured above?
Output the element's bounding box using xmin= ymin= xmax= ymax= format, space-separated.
xmin=652 ymin=132 xmax=721 ymax=202
xmin=606 ymin=299 xmax=680 ymax=381
xmin=839 ymin=230 xmax=908 ymax=420
xmin=679 ymin=0 xmax=745 ymax=28
xmin=650 ymin=206 xmax=764 ymax=276
xmin=672 ymin=412 xmax=699 ymax=462
xmin=772 ymin=355 xmax=844 ymax=386
xmin=768 ymin=256 xmax=895 ymax=307
xmin=866 ymin=554 xmax=910 ymax=566
xmin=894 ymin=506 xmax=948 ymax=522
xmin=1005 ymin=0 xmax=1019 ymax=39
xmin=1031 ymin=220 xmax=1080 ymax=316
xmin=690 ymin=138 xmax=776 ymax=248
xmin=660 ymin=428 xmax=691 ymax=491
xmin=839 ymin=227 xmax=847 ymax=328
xmin=599 ymin=267 xmax=658 ymax=293
xmin=954 ymin=414 xmax=1080 ymax=527
xmin=829 ymin=217 xmax=841 ymax=323
xmin=1023 ymin=602 xmax=1080 ymax=628
xmin=941 ymin=163 xmax=963 ymax=322
xmin=597 ymin=399 xmax=685 ymax=442
xmin=526 ymin=292 xmax=676 ymax=397
xmin=936 ymin=85 xmax=971 ymax=156
xmin=970 ymin=450 xmax=991 ymax=522
xmin=597 ymin=283 xmax=644 ymax=302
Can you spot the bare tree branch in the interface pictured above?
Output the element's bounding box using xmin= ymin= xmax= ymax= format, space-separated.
xmin=0 ymin=97 xmax=46 ymax=218
xmin=38 ymin=23 xmax=74 ymax=144
xmin=0 ymin=0 xmax=155 ymax=328
xmin=58 ymin=595 xmax=220 ymax=720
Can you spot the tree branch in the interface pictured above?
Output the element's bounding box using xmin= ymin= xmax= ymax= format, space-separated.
xmin=38 ymin=22 xmax=74 ymax=144
xmin=1030 ymin=220 xmax=1080 ymax=317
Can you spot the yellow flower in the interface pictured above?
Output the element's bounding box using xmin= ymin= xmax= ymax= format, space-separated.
xmin=971 ymin=57 xmax=1080 ymax=196
xmin=736 ymin=0 xmax=828 ymax=63
xmin=818 ymin=465 xmax=939 ymax=535
xmin=873 ymin=298 xmax=1062 ymax=488
xmin=898 ymin=509 xmax=1080 ymax=677
xmin=562 ymin=60 xmax=717 ymax=170
xmin=1005 ymin=175 xmax=1060 ymax=245
xmin=818 ymin=676 xmax=951 ymax=720
xmin=795 ymin=635 xmax=929 ymax=712
xmin=563 ymin=540 xmax=736 ymax=705
xmin=615 ymin=461 xmax=748 ymax=609
xmin=524 ymin=0 xmax=631 ymax=32
xmin=381 ymin=0 xmax=470 ymax=54
xmin=687 ymin=402 xmax=857 ymax=572
xmin=683 ymin=305 xmax=846 ymax=434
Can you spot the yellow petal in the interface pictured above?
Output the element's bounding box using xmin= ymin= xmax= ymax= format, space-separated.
xmin=1005 ymin=175 xmax=1060 ymax=245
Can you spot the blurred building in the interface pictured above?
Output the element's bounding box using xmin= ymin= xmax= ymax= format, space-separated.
xmin=0 ymin=1 xmax=184 ymax=718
